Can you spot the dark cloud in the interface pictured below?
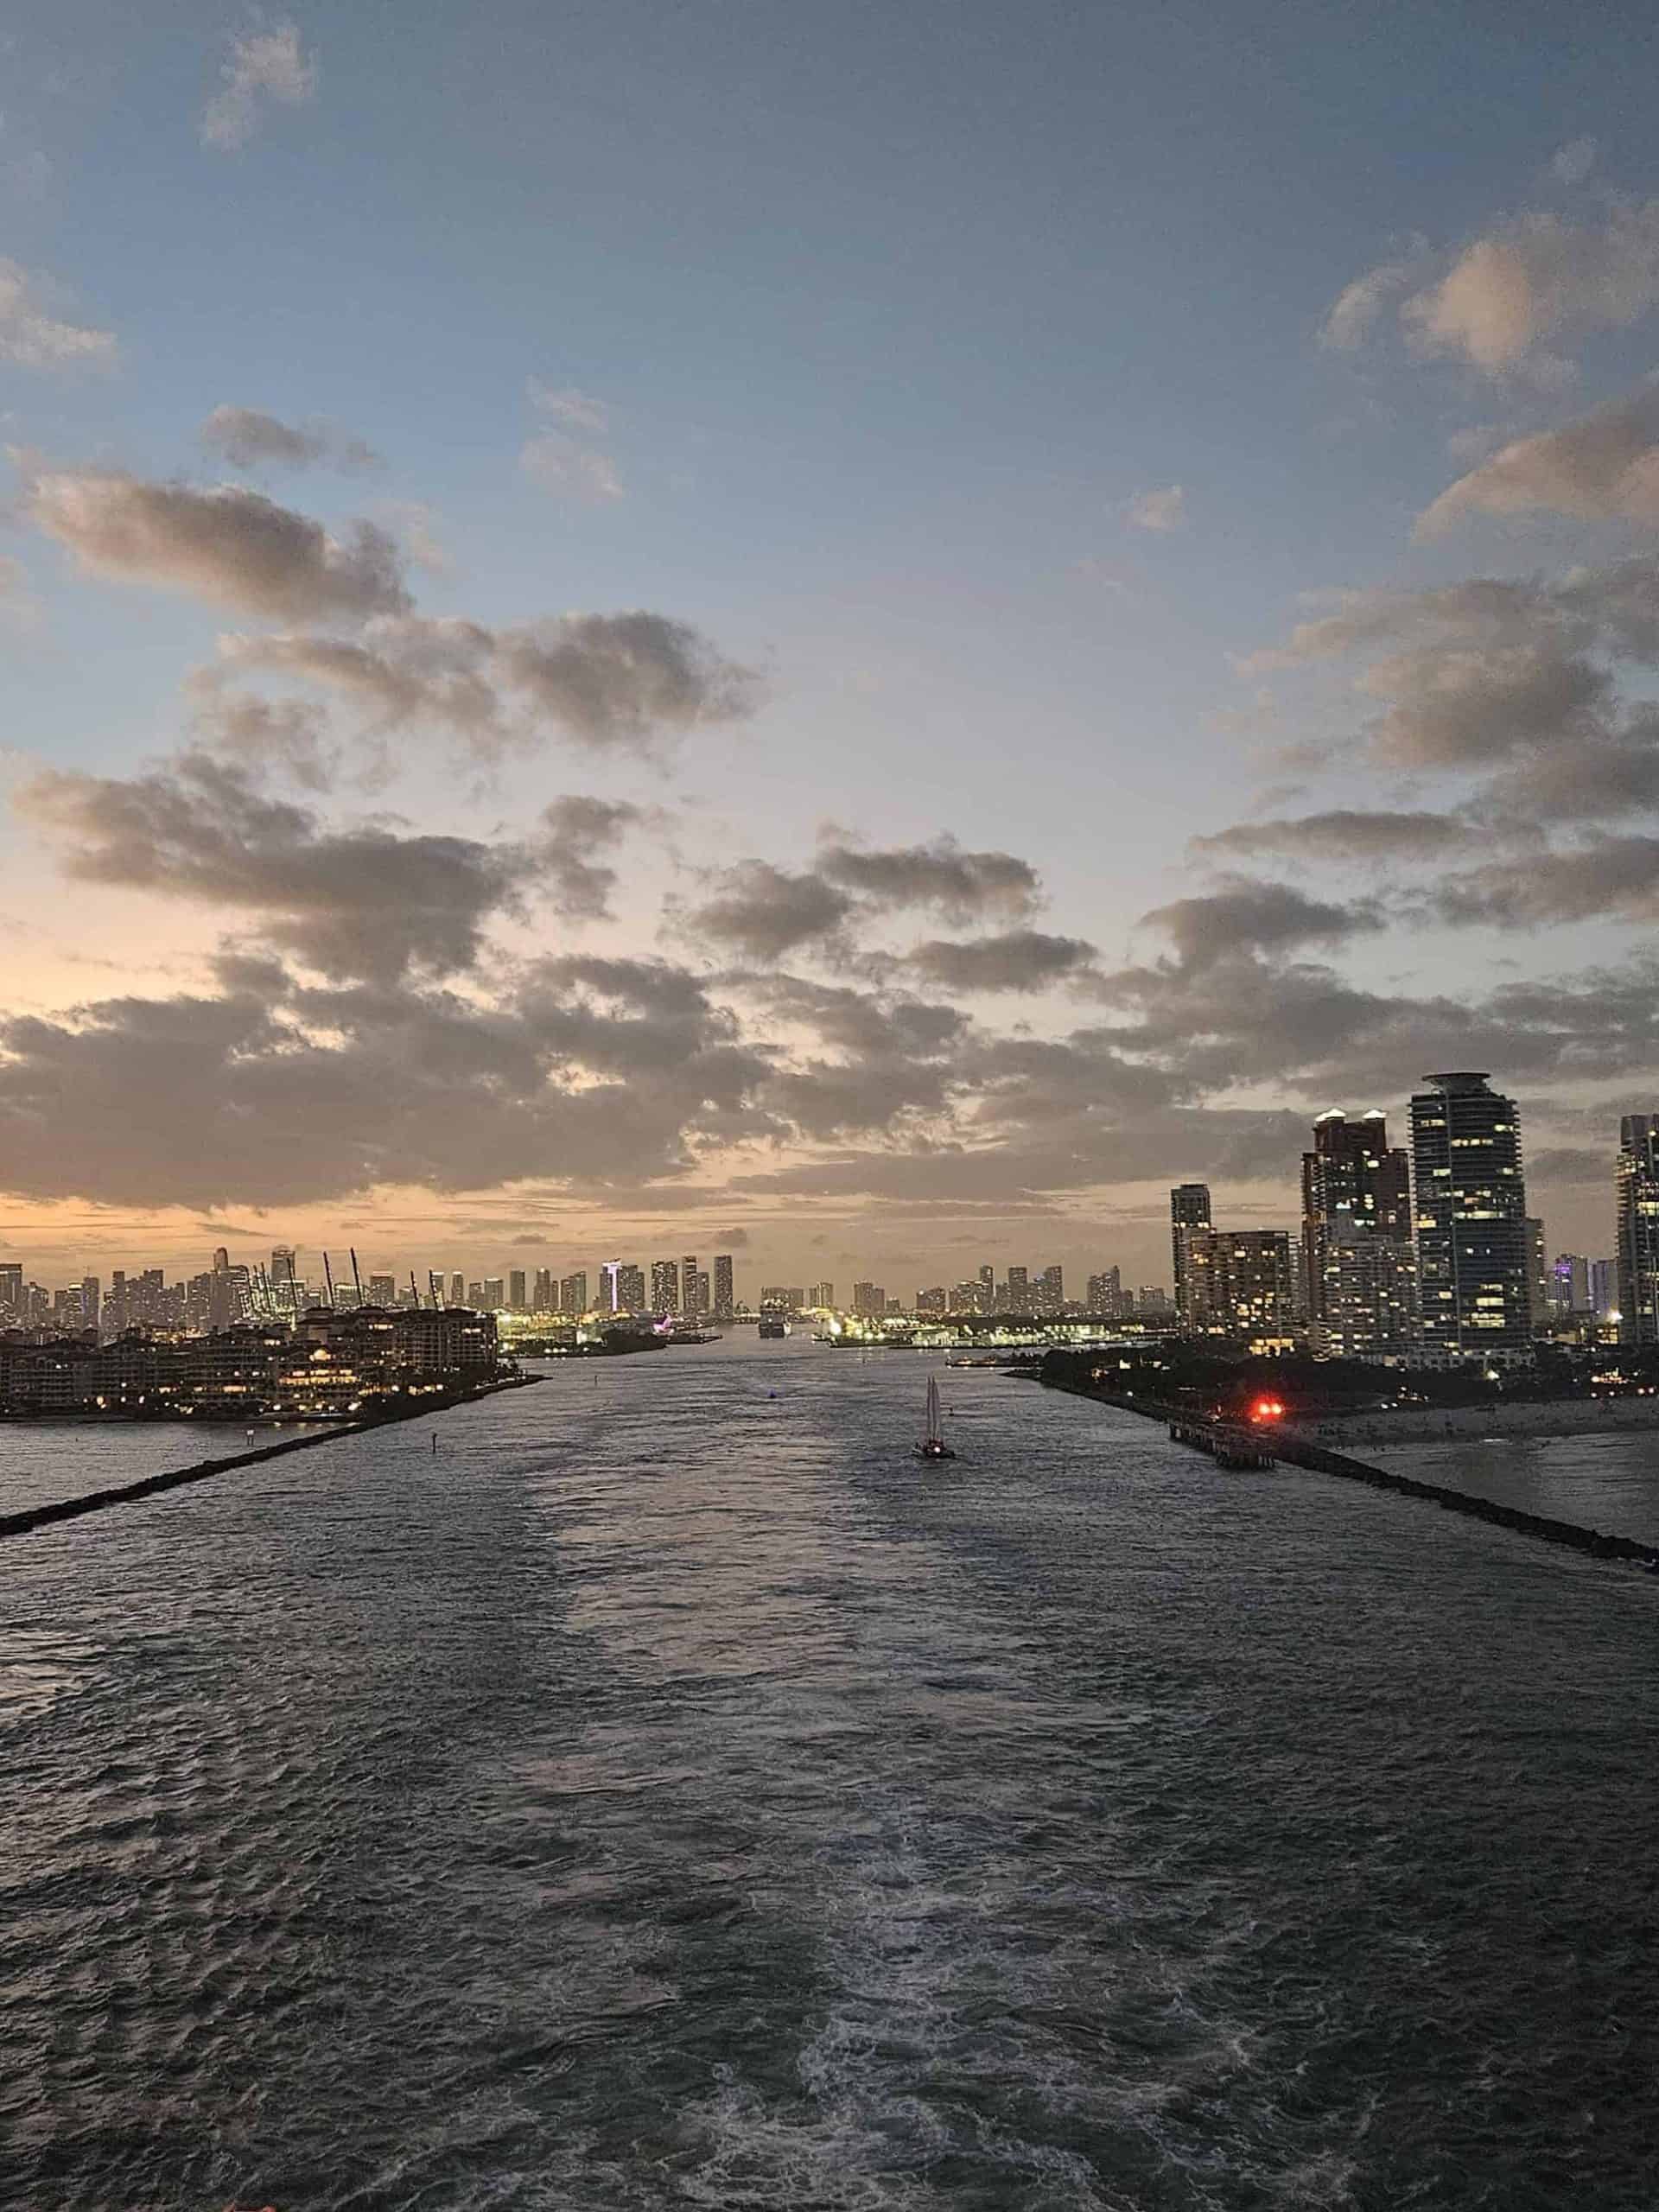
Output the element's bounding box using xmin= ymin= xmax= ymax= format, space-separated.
xmin=1476 ymin=728 xmax=1659 ymax=824
xmin=1193 ymin=810 xmax=1474 ymax=866
xmin=211 ymin=608 xmax=759 ymax=762
xmin=1137 ymin=881 xmax=1381 ymax=970
xmin=817 ymin=835 xmax=1040 ymax=923
xmin=908 ymin=930 xmax=1097 ymax=994
xmin=1364 ymin=642 xmax=1611 ymax=770
xmin=537 ymin=796 xmax=646 ymax=921
xmin=25 ymin=467 xmax=410 ymax=621
xmin=16 ymin=754 xmax=532 ymax=980
xmin=200 ymin=405 xmax=382 ymax=474
xmin=685 ymin=863 xmax=856 ymax=961
xmin=1433 ymin=836 xmax=1659 ymax=928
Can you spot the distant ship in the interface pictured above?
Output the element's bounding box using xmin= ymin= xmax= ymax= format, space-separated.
xmin=915 ymin=1374 xmax=956 ymax=1461
xmin=758 ymin=1317 xmax=788 ymax=1339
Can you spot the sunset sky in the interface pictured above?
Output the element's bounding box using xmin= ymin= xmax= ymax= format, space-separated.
xmin=6 ymin=0 xmax=1659 ymax=1291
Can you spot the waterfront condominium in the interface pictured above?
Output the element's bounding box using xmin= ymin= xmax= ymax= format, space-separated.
xmin=1169 ymin=1184 xmax=1211 ymax=1328
xmin=1615 ymin=1115 xmax=1659 ymax=1346
xmin=1300 ymin=1110 xmax=1415 ymax=1361
xmin=1408 ymin=1072 xmax=1531 ymax=1363
xmin=712 ymin=1254 xmax=734 ymax=1319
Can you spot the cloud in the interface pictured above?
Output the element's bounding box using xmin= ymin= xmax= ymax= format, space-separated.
xmin=537 ymin=794 xmax=646 ymax=920
xmin=200 ymin=606 xmax=760 ymax=772
xmin=201 ymin=20 xmax=319 ymax=151
xmin=816 ymin=834 xmax=1041 ymax=923
xmin=14 ymin=754 xmax=535 ymax=980
xmin=1125 ymin=484 xmax=1185 ymax=532
xmin=1193 ymin=809 xmax=1475 ymax=866
xmin=685 ymin=862 xmax=856 ymax=961
xmin=0 ymin=257 xmax=117 ymax=371
xmin=1551 ymin=137 xmax=1599 ymax=188
xmin=521 ymin=378 xmax=622 ymax=500
xmin=1417 ymin=382 xmax=1659 ymax=534
xmin=908 ymin=930 xmax=1097 ymax=994
xmin=1326 ymin=199 xmax=1659 ymax=376
xmin=24 ymin=468 xmax=410 ymax=621
xmin=1475 ymin=727 xmax=1659 ymax=824
xmin=521 ymin=434 xmax=625 ymax=503
xmin=526 ymin=381 xmax=610 ymax=434
xmin=1363 ymin=641 xmax=1610 ymax=769
xmin=1406 ymin=204 xmax=1659 ymax=372
xmin=1319 ymin=255 xmax=1421 ymax=350
xmin=1138 ymin=881 xmax=1381 ymax=970
xmin=1433 ymin=836 xmax=1659 ymax=929
xmin=200 ymin=404 xmax=381 ymax=473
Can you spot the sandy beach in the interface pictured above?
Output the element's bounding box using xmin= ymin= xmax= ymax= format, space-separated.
xmin=1291 ymin=1399 xmax=1659 ymax=1449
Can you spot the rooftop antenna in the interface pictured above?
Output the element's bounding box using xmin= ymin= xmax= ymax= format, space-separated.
xmin=350 ymin=1247 xmax=364 ymax=1306
xmin=322 ymin=1250 xmax=337 ymax=1308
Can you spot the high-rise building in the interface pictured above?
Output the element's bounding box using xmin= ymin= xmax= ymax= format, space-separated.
xmin=1525 ymin=1218 xmax=1548 ymax=1332
xmin=483 ymin=1277 xmax=505 ymax=1311
xmin=1183 ymin=1229 xmax=1298 ymax=1342
xmin=916 ymin=1286 xmax=947 ymax=1314
xmin=1085 ymin=1267 xmax=1122 ymax=1315
xmin=651 ymin=1258 xmax=681 ymax=1314
xmin=615 ymin=1264 xmax=645 ymax=1313
xmin=1005 ymin=1265 xmax=1030 ymax=1315
xmin=853 ymin=1281 xmax=885 ymax=1317
xmin=271 ymin=1246 xmax=300 ymax=1319
xmin=1591 ymin=1258 xmax=1616 ymax=1320
xmin=560 ymin=1271 xmax=588 ymax=1317
xmin=1409 ymin=1072 xmax=1530 ymax=1363
xmin=509 ymin=1269 xmax=527 ymax=1313
xmin=532 ymin=1268 xmax=553 ymax=1312
xmin=0 ymin=1263 xmax=22 ymax=1319
xmin=1550 ymin=1254 xmax=1590 ymax=1317
xmin=1034 ymin=1264 xmax=1064 ymax=1316
xmin=681 ymin=1255 xmax=700 ymax=1318
xmin=1300 ymin=1111 xmax=1414 ymax=1360
xmin=1616 ymin=1115 xmax=1659 ymax=1345
xmin=713 ymin=1254 xmax=734 ymax=1319
xmin=369 ymin=1274 xmax=397 ymax=1308
xmin=1170 ymin=1185 xmax=1212 ymax=1327
xmin=448 ymin=1272 xmax=466 ymax=1308
xmin=810 ymin=1281 xmax=835 ymax=1309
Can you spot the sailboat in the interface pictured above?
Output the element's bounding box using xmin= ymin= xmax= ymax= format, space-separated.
xmin=916 ymin=1374 xmax=956 ymax=1461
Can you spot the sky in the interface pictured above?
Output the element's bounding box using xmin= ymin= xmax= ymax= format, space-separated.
xmin=5 ymin=0 xmax=1659 ymax=1294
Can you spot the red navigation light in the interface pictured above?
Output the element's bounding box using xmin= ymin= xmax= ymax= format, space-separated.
xmin=1250 ymin=1395 xmax=1285 ymax=1423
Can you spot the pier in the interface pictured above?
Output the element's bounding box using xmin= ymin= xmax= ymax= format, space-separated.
xmin=1167 ymin=1416 xmax=1276 ymax=1470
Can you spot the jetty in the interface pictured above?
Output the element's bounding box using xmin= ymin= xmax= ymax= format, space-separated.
xmin=1043 ymin=1371 xmax=1659 ymax=1573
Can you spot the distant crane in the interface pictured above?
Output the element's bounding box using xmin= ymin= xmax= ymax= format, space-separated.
xmin=321 ymin=1251 xmax=337 ymax=1308
xmin=350 ymin=1247 xmax=364 ymax=1306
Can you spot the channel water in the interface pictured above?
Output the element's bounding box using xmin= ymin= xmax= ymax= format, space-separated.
xmin=3 ymin=1336 xmax=1656 ymax=2208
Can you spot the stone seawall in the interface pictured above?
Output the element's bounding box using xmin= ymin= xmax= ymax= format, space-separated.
xmin=0 ymin=1376 xmax=540 ymax=1543
xmin=1044 ymin=1380 xmax=1659 ymax=1572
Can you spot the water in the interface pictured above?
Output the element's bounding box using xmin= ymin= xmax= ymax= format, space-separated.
xmin=0 ymin=1421 xmax=225 ymax=1516
xmin=4 ymin=1338 xmax=1656 ymax=2209
xmin=1368 ymin=1431 xmax=1659 ymax=1550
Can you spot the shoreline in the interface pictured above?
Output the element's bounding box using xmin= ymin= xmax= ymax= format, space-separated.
xmin=0 ymin=1373 xmax=540 ymax=1543
xmin=1040 ymin=1377 xmax=1659 ymax=1572
xmin=1294 ymin=1399 xmax=1659 ymax=1449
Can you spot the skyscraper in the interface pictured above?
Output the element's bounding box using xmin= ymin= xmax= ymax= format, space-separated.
xmin=651 ymin=1258 xmax=681 ymax=1314
xmin=1300 ymin=1111 xmax=1414 ymax=1360
xmin=1005 ymin=1265 xmax=1030 ymax=1315
xmin=449 ymin=1272 xmax=466 ymax=1308
xmin=616 ymin=1263 xmax=645 ymax=1313
xmin=532 ymin=1268 xmax=553 ymax=1312
xmin=1034 ymin=1263 xmax=1064 ymax=1315
xmin=1170 ymin=1184 xmax=1211 ymax=1327
xmin=1409 ymin=1072 xmax=1530 ymax=1363
xmin=1525 ymin=1218 xmax=1548 ymax=1333
xmin=1615 ymin=1115 xmax=1659 ymax=1345
xmin=559 ymin=1271 xmax=587 ymax=1317
xmin=681 ymin=1255 xmax=702 ymax=1319
xmin=509 ymin=1269 xmax=527 ymax=1313
xmin=713 ymin=1254 xmax=734 ymax=1319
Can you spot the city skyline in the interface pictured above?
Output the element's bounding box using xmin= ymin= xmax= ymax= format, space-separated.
xmin=8 ymin=8 xmax=1659 ymax=1285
